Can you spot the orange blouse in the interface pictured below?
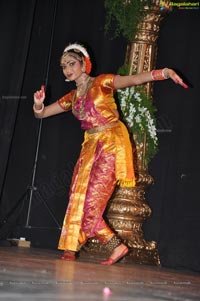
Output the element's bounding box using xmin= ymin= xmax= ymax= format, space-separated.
xmin=58 ymin=74 xmax=119 ymax=130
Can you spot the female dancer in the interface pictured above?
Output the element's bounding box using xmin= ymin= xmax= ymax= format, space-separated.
xmin=33 ymin=43 xmax=188 ymax=265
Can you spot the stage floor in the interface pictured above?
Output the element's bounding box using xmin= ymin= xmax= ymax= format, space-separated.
xmin=0 ymin=246 xmax=199 ymax=300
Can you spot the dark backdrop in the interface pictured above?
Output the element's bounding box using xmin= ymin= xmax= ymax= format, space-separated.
xmin=0 ymin=0 xmax=199 ymax=272
xmin=144 ymin=9 xmax=200 ymax=272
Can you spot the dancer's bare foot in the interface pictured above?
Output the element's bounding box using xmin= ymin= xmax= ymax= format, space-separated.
xmin=61 ymin=250 xmax=76 ymax=261
xmin=101 ymin=244 xmax=128 ymax=265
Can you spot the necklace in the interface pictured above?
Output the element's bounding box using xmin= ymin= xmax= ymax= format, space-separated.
xmin=72 ymin=77 xmax=93 ymax=119
xmin=76 ymin=75 xmax=92 ymax=96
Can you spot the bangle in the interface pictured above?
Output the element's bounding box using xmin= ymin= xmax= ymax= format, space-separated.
xmin=33 ymin=103 xmax=44 ymax=113
xmin=162 ymin=68 xmax=169 ymax=79
xmin=151 ymin=68 xmax=169 ymax=81
xmin=150 ymin=70 xmax=155 ymax=80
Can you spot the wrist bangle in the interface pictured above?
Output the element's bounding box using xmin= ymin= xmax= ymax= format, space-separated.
xmin=150 ymin=70 xmax=155 ymax=80
xmin=33 ymin=103 xmax=44 ymax=113
xmin=162 ymin=68 xmax=169 ymax=79
xmin=151 ymin=68 xmax=169 ymax=81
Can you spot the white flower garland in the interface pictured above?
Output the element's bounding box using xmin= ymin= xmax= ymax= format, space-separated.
xmin=117 ymin=86 xmax=158 ymax=162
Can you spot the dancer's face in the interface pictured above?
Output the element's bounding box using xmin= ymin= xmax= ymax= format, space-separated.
xmin=61 ymin=55 xmax=84 ymax=81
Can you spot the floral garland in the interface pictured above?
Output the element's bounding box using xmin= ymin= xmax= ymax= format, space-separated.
xmin=117 ymin=85 xmax=158 ymax=163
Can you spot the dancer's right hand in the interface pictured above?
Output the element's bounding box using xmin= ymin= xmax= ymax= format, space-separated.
xmin=34 ymin=85 xmax=45 ymax=107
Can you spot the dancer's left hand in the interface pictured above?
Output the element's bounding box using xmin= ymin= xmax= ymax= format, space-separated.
xmin=167 ymin=69 xmax=188 ymax=88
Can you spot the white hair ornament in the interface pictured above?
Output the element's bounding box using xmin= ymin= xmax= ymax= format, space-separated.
xmin=63 ymin=43 xmax=90 ymax=58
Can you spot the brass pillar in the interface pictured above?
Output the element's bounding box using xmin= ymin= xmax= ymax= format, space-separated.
xmin=80 ymin=3 xmax=167 ymax=265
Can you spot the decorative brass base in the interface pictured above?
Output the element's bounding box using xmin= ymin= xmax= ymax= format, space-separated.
xmin=80 ymin=239 xmax=160 ymax=266
xmin=125 ymin=247 xmax=160 ymax=265
xmin=80 ymin=238 xmax=160 ymax=266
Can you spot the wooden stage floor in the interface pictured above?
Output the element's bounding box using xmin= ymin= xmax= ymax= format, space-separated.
xmin=0 ymin=246 xmax=199 ymax=301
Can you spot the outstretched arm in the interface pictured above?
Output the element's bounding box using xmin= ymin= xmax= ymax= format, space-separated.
xmin=33 ymin=85 xmax=65 ymax=118
xmin=114 ymin=68 xmax=188 ymax=90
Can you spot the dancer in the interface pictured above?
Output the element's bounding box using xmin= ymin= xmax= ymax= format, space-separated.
xmin=33 ymin=43 xmax=188 ymax=265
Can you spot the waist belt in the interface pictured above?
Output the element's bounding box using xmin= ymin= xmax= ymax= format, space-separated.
xmin=86 ymin=121 xmax=119 ymax=134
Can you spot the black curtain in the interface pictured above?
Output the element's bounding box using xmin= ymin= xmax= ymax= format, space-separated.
xmin=0 ymin=1 xmax=199 ymax=272
xmin=0 ymin=0 xmax=36 ymax=208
